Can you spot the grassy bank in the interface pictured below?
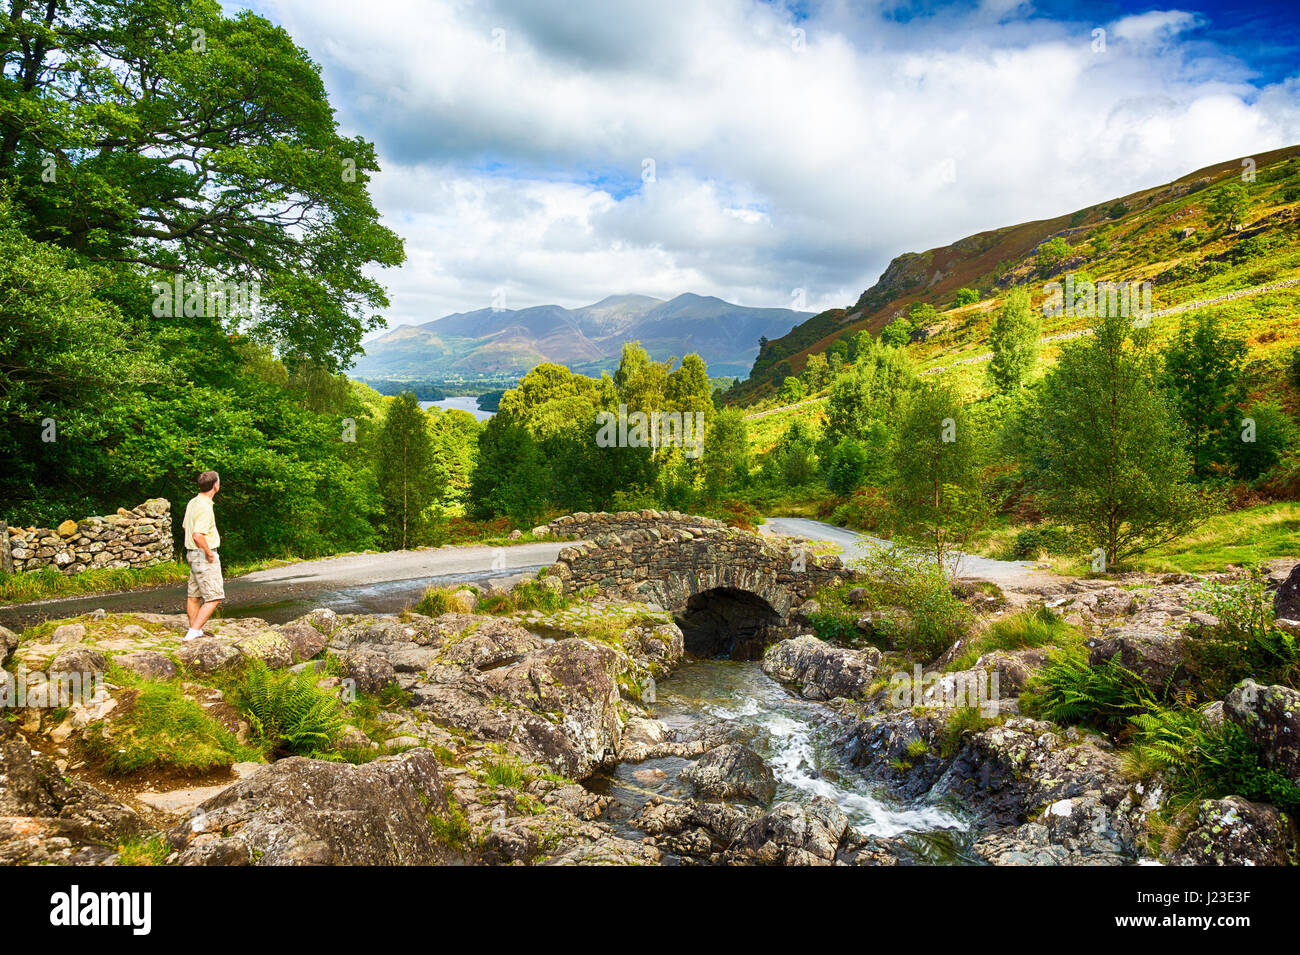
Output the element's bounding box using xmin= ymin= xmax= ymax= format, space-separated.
xmin=0 ymin=557 xmax=296 ymax=607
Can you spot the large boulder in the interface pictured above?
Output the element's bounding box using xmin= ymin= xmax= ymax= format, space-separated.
xmin=723 ymin=798 xmax=850 ymax=866
xmin=343 ymin=648 xmax=397 ymax=694
xmin=630 ymin=797 xmax=757 ymax=859
xmin=408 ymin=637 xmax=624 ymax=779
xmin=176 ymin=637 xmax=242 ymax=674
xmin=277 ymin=622 xmax=329 ymax=663
xmin=762 ymin=635 xmax=881 ymax=701
xmin=930 ymin=718 xmax=1135 ymax=831
xmin=165 ymin=749 xmax=461 ymax=865
xmin=114 ymin=650 xmax=178 ymax=681
xmin=436 ymin=617 xmax=545 ymax=670
xmin=0 ymin=719 xmax=142 ymax=864
xmin=1275 ymin=564 xmax=1300 ymax=620
xmin=1169 ymin=797 xmax=1295 ymax=866
xmin=1088 ymin=627 xmax=1190 ymax=692
xmin=680 ymin=743 xmax=777 ymax=803
xmin=48 ymin=644 xmax=108 ymax=677
xmin=1224 ymin=680 xmax=1300 ymax=784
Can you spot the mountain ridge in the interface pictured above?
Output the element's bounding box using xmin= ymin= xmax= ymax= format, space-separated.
xmin=353 ymin=292 xmax=813 ymax=379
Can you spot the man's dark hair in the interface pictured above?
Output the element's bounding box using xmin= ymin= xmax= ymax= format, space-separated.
xmin=197 ymin=470 xmax=220 ymax=492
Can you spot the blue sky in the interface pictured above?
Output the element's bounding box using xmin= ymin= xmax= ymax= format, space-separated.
xmin=229 ymin=1 xmax=1300 ymax=333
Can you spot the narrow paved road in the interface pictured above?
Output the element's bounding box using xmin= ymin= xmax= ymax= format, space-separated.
xmin=761 ymin=516 xmax=1048 ymax=587
xmin=1 ymin=518 xmax=1050 ymax=630
xmin=0 ymin=541 xmax=564 ymax=630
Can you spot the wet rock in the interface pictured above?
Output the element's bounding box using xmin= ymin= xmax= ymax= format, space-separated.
xmin=931 ymin=718 xmax=1134 ymax=831
xmin=343 ymin=648 xmax=397 ymax=693
xmin=630 ymin=797 xmax=757 ymax=859
xmin=176 ymin=637 xmax=242 ymax=674
xmin=1224 ymin=680 xmax=1300 ymax=783
xmin=1169 ymin=797 xmax=1294 ymax=866
xmin=114 ymin=650 xmax=177 ymax=681
xmin=723 ymin=797 xmax=850 ymax=866
xmin=762 ymin=635 xmax=881 ymax=700
xmin=165 ymin=749 xmax=460 ymax=865
xmin=680 ymin=743 xmax=777 ymax=803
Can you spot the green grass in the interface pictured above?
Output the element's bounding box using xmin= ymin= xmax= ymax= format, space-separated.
xmin=946 ymin=606 xmax=1075 ymax=672
xmin=477 ymin=574 xmax=568 ymax=615
xmin=483 ymin=760 xmax=527 ymax=789
xmin=0 ymin=556 xmax=298 ymax=606
xmin=81 ymin=679 xmax=262 ymax=775
xmin=116 ymin=835 xmax=172 ymax=866
xmin=414 ymin=584 xmax=469 ymax=617
xmin=1132 ymin=502 xmax=1300 ymax=573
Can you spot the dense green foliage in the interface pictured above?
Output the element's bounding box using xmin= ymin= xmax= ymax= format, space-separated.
xmin=0 ymin=1 xmax=407 ymax=564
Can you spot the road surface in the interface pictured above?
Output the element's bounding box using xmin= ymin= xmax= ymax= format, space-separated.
xmin=1 ymin=518 xmax=1050 ymax=630
xmin=0 ymin=541 xmax=565 ymax=630
xmin=760 ymin=516 xmax=1047 ymax=587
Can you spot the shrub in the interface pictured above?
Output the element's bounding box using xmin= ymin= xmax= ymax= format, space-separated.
xmin=1128 ymin=705 xmax=1300 ymax=815
xmin=1185 ymin=574 xmax=1299 ymax=698
xmin=1009 ymin=525 xmax=1071 ymax=560
xmin=1021 ymin=648 xmax=1155 ymax=734
xmin=853 ymin=545 xmax=973 ymax=660
xmin=232 ymin=661 xmax=345 ymax=756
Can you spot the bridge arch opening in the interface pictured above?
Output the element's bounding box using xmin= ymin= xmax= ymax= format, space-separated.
xmin=674 ymin=587 xmax=784 ymax=660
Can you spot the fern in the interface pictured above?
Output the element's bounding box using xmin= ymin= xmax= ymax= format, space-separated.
xmin=233 ymin=661 xmax=344 ymax=756
xmin=1129 ymin=703 xmax=1300 ymax=815
xmin=1021 ymin=648 xmax=1155 ymax=733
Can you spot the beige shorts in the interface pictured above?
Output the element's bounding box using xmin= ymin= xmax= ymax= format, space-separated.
xmin=187 ymin=549 xmax=225 ymax=602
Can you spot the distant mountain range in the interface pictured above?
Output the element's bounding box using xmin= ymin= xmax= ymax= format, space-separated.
xmin=351 ymin=293 xmax=813 ymax=380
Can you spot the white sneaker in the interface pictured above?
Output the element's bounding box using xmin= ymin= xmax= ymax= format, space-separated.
xmin=184 ymin=628 xmax=203 ymax=641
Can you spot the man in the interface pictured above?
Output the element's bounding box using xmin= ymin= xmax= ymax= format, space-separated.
xmin=182 ymin=471 xmax=224 ymax=641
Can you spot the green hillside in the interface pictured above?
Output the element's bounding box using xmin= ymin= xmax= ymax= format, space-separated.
xmin=730 ymin=145 xmax=1300 ymax=406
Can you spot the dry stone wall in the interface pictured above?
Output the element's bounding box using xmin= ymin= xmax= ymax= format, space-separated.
xmin=534 ymin=510 xmax=729 ymax=541
xmin=4 ymin=499 xmax=173 ymax=575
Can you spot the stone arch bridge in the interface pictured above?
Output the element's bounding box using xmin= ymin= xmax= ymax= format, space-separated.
xmin=541 ymin=513 xmax=847 ymax=659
